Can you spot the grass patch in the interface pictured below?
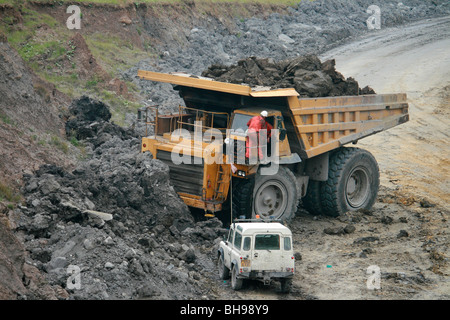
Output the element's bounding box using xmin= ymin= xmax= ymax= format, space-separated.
xmin=49 ymin=135 xmax=69 ymax=154
xmin=0 ymin=182 xmax=22 ymax=204
xmin=84 ymin=32 xmax=149 ymax=75
xmin=18 ymin=40 xmax=66 ymax=62
xmin=0 ymin=112 xmax=16 ymax=126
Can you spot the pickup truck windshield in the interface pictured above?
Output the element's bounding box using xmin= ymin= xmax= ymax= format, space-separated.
xmin=255 ymin=234 xmax=280 ymax=250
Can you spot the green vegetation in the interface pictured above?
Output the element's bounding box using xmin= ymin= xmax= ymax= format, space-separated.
xmin=85 ymin=33 xmax=149 ymax=75
xmin=0 ymin=112 xmax=15 ymax=126
xmin=0 ymin=182 xmax=22 ymax=204
xmin=49 ymin=135 xmax=69 ymax=153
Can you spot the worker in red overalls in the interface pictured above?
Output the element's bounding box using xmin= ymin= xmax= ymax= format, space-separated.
xmin=246 ymin=110 xmax=273 ymax=162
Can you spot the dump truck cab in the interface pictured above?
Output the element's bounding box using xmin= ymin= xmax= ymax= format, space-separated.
xmin=217 ymin=219 xmax=295 ymax=292
xmin=229 ymin=108 xmax=291 ymax=159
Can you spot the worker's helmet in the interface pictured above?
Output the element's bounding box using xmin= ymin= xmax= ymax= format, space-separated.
xmin=260 ymin=110 xmax=268 ymax=117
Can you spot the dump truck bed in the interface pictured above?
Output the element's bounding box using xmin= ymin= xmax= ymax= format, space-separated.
xmin=138 ymin=70 xmax=409 ymax=159
xmin=288 ymin=93 xmax=409 ymax=158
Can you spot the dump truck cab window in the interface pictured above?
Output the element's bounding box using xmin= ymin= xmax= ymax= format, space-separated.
xmin=231 ymin=114 xmax=253 ymax=131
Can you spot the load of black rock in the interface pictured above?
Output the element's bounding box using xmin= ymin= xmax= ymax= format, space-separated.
xmin=201 ymin=55 xmax=375 ymax=97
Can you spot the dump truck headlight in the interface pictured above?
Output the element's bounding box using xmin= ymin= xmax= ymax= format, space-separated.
xmin=237 ymin=170 xmax=246 ymax=177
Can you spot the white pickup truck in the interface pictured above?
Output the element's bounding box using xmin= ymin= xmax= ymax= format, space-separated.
xmin=217 ymin=219 xmax=295 ymax=293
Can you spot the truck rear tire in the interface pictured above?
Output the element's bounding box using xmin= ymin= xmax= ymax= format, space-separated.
xmin=252 ymin=166 xmax=299 ymax=222
xmin=320 ymin=147 xmax=379 ymax=217
xmin=301 ymin=180 xmax=324 ymax=215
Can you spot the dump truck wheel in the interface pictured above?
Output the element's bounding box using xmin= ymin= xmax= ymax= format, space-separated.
xmin=320 ymin=147 xmax=379 ymax=217
xmin=302 ymin=180 xmax=324 ymax=215
xmin=252 ymin=166 xmax=299 ymax=222
xmin=232 ymin=178 xmax=255 ymax=219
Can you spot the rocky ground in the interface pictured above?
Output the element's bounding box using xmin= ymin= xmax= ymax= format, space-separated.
xmin=0 ymin=0 xmax=449 ymax=300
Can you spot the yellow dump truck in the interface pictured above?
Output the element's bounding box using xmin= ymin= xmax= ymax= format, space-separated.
xmin=137 ymin=70 xmax=409 ymax=222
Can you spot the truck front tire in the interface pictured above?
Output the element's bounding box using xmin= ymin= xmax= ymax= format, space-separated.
xmin=320 ymin=147 xmax=379 ymax=217
xmin=252 ymin=166 xmax=299 ymax=222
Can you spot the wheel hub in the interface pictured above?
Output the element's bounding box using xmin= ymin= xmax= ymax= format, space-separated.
xmin=346 ymin=166 xmax=370 ymax=208
xmin=254 ymin=181 xmax=288 ymax=218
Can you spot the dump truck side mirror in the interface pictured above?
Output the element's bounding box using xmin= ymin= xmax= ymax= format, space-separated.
xmin=276 ymin=115 xmax=286 ymax=141
xmin=279 ymin=128 xmax=287 ymax=141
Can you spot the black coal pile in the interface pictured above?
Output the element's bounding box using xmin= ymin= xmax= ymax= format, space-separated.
xmin=202 ymin=55 xmax=375 ymax=97
xmin=65 ymin=95 xmax=135 ymax=146
xmin=15 ymin=96 xmax=227 ymax=299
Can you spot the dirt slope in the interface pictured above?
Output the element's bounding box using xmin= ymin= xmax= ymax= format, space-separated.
xmin=0 ymin=39 xmax=73 ymax=189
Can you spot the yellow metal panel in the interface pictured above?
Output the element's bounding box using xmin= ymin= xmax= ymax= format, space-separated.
xmin=138 ymin=70 xmax=252 ymax=96
xmin=179 ymin=194 xmax=222 ymax=212
xmin=289 ymin=93 xmax=409 ymax=158
xmin=138 ymin=70 xmax=301 ymax=98
xmin=250 ymin=88 xmax=299 ymax=97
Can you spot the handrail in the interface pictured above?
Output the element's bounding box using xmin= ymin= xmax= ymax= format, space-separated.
xmin=177 ymin=105 xmax=230 ymax=135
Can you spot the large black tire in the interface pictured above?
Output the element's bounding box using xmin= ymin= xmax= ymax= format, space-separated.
xmin=252 ymin=166 xmax=299 ymax=223
xmin=320 ymin=147 xmax=379 ymax=217
xmin=302 ymin=180 xmax=324 ymax=215
xmin=231 ymin=178 xmax=254 ymax=220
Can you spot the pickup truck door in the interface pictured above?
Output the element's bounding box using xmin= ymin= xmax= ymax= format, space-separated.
xmin=223 ymin=228 xmax=233 ymax=267
xmin=252 ymin=233 xmax=284 ymax=271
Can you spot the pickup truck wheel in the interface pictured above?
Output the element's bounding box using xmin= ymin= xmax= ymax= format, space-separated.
xmin=320 ymin=147 xmax=379 ymax=217
xmin=280 ymin=278 xmax=292 ymax=293
xmin=231 ymin=265 xmax=243 ymax=290
xmin=217 ymin=254 xmax=229 ymax=280
xmin=252 ymin=166 xmax=299 ymax=222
